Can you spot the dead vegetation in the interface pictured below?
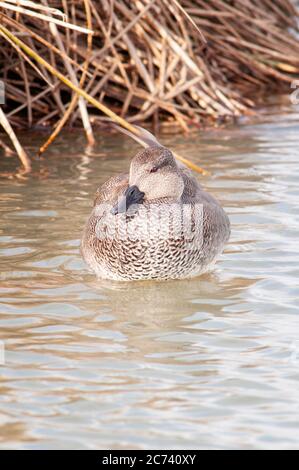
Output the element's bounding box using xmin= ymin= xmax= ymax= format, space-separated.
xmin=0 ymin=0 xmax=299 ymax=171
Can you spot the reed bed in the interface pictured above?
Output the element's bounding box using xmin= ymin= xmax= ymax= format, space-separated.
xmin=0 ymin=0 xmax=299 ymax=171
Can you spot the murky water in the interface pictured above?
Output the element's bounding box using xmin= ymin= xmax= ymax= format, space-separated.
xmin=0 ymin=103 xmax=299 ymax=449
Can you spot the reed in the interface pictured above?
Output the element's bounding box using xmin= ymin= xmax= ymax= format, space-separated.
xmin=0 ymin=0 xmax=299 ymax=171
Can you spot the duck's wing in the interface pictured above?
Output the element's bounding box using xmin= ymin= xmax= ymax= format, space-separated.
xmin=180 ymin=167 xmax=202 ymax=203
xmin=93 ymin=173 xmax=129 ymax=206
xmin=180 ymin=166 xmax=223 ymax=206
xmin=82 ymin=173 xmax=129 ymax=269
xmin=181 ymin=168 xmax=230 ymax=245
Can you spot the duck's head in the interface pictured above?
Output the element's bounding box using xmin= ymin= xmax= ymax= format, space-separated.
xmin=111 ymin=146 xmax=184 ymax=215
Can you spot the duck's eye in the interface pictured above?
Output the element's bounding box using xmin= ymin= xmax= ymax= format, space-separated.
xmin=150 ymin=166 xmax=158 ymax=173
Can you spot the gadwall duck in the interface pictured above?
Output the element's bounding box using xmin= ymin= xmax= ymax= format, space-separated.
xmin=81 ymin=128 xmax=230 ymax=281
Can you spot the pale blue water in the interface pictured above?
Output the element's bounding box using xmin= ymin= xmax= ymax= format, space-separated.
xmin=0 ymin=103 xmax=299 ymax=449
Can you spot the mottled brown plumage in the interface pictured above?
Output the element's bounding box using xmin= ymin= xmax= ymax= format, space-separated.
xmin=81 ymin=143 xmax=230 ymax=281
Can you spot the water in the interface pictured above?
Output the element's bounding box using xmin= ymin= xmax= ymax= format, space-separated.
xmin=0 ymin=103 xmax=299 ymax=450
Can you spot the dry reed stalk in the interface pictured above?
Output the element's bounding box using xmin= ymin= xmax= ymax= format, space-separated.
xmin=40 ymin=0 xmax=94 ymax=146
xmin=0 ymin=20 xmax=206 ymax=174
xmin=0 ymin=1 xmax=93 ymax=33
xmin=0 ymin=138 xmax=14 ymax=155
xmin=39 ymin=0 xmax=94 ymax=154
xmin=0 ymin=107 xmax=31 ymax=171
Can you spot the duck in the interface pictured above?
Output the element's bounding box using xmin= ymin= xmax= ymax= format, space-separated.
xmin=81 ymin=127 xmax=230 ymax=281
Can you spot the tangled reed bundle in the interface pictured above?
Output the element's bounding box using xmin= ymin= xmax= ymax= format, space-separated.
xmin=0 ymin=0 xmax=299 ymax=170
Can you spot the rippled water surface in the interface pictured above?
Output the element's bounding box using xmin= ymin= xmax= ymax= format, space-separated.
xmin=1 ymin=104 xmax=299 ymax=449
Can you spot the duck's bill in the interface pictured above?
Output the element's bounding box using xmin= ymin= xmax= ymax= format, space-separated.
xmin=111 ymin=185 xmax=145 ymax=215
